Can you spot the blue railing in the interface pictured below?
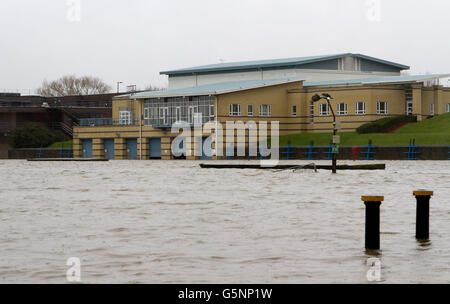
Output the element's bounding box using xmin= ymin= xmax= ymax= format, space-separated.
xmin=360 ymin=142 xmax=377 ymax=160
xmin=79 ymin=118 xmax=113 ymax=127
xmin=403 ymin=139 xmax=420 ymax=160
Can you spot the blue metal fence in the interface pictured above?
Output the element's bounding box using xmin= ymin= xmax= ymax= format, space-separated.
xmin=360 ymin=142 xmax=377 ymax=160
xmin=302 ymin=142 xmax=318 ymax=160
xmin=281 ymin=144 xmax=296 ymax=160
xmin=403 ymin=139 xmax=420 ymax=160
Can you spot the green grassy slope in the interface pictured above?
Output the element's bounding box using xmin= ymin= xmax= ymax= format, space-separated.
xmin=280 ymin=113 xmax=450 ymax=146
xmin=47 ymin=140 xmax=73 ymax=148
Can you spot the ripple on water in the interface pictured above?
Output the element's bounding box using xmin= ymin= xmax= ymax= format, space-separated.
xmin=1 ymin=160 xmax=450 ymax=283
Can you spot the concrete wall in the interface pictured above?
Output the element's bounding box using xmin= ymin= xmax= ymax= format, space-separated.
xmin=8 ymin=148 xmax=72 ymax=159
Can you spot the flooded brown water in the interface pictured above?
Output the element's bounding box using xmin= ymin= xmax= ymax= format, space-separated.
xmin=0 ymin=160 xmax=449 ymax=283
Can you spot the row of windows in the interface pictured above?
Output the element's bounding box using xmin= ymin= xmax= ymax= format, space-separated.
xmin=229 ymin=104 xmax=272 ymax=117
xmin=317 ymin=102 xmax=388 ymax=116
xmin=121 ymin=101 xmax=450 ymax=126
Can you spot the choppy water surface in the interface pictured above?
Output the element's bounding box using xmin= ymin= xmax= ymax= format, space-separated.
xmin=0 ymin=160 xmax=449 ymax=283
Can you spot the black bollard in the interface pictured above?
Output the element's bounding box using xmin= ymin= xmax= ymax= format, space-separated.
xmin=362 ymin=196 xmax=384 ymax=250
xmin=413 ymin=190 xmax=433 ymax=240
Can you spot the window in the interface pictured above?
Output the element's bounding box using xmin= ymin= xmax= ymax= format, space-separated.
xmin=310 ymin=101 xmax=314 ymax=124
xmin=119 ymin=110 xmax=132 ymax=125
xmin=447 ymin=103 xmax=450 ymax=113
xmin=377 ymin=102 xmax=388 ymax=115
xmin=319 ymin=103 xmax=329 ymax=116
xmin=430 ymin=104 xmax=435 ymax=116
xmin=292 ymin=105 xmax=297 ymax=117
xmin=229 ymin=104 xmax=241 ymax=116
xmin=188 ymin=106 xmax=198 ymax=123
xmin=209 ymin=104 xmax=215 ymax=120
xmin=406 ymin=101 xmax=413 ymax=115
xmin=336 ymin=103 xmax=348 ymax=116
xmin=193 ymin=112 xmax=202 ymax=125
xmin=159 ymin=107 xmax=168 ymax=125
xmin=247 ymin=104 xmax=254 ymax=117
xmin=175 ymin=107 xmax=181 ymax=122
xmin=355 ymin=102 xmax=366 ymax=115
xmin=260 ymin=104 xmax=271 ymax=117
xmin=144 ymin=108 xmax=150 ymax=119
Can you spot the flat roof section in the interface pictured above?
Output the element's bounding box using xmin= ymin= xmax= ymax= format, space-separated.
xmin=125 ymin=78 xmax=304 ymax=99
xmin=160 ymin=53 xmax=410 ymax=76
xmin=303 ymin=74 xmax=450 ymax=88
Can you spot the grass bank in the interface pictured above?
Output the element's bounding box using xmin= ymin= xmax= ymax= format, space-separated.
xmin=47 ymin=140 xmax=73 ymax=148
xmin=280 ymin=113 xmax=450 ymax=147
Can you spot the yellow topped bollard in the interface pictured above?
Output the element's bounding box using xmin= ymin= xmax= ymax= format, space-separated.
xmin=413 ymin=190 xmax=433 ymax=240
xmin=362 ymin=196 xmax=384 ymax=251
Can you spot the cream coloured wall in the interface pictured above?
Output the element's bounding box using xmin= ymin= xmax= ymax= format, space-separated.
xmin=168 ymin=69 xmax=400 ymax=89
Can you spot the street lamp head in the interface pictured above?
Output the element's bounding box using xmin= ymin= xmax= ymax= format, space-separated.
xmin=311 ymin=94 xmax=322 ymax=102
xmin=321 ymin=93 xmax=333 ymax=100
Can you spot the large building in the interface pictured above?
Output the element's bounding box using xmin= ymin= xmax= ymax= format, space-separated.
xmin=73 ymin=53 xmax=450 ymax=160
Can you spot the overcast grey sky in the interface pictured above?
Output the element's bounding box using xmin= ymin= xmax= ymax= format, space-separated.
xmin=1 ymin=0 xmax=449 ymax=93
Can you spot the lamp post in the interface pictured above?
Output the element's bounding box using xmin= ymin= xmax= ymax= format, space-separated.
xmin=117 ymin=82 xmax=123 ymax=93
xmin=312 ymin=93 xmax=339 ymax=174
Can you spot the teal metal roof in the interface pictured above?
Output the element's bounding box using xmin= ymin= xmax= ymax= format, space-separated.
xmin=128 ymin=78 xmax=303 ymax=99
xmin=303 ymin=74 xmax=450 ymax=87
xmin=160 ymin=53 xmax=410 ymax=76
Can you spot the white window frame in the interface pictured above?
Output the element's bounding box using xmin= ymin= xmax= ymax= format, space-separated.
xmin=193 ymin=112 xmax=202 ymax=125
xmin=336 ymin=103 xmax=348 ymax=116
xmin=259 ymin=104 xmax=272 ymax=117
xmin=144 ymin=108 xmax=150 ymax=120
xmin=188 ymin=106 xmax=198 ymax=123
xmin=159 ymin=107 xmax=168 ymax=125
xmin=292 ymin=105 xmax=297 ymax=117
xmin=430 ymin=104 xmax=435 ymax=116
xmin=319 ymin=103 xmax=329 ymax=116
xmin=446 ymin=103 xmax=450 ymax=113
xmin=406 ymin=101 xmax=413 ymax=115
xmin=175 ymin=107 xmax=181 ymax=122
xmin=377 ymin=101 xmax=388 ymax=115
xmin=247 ymin=104 xmax=254 ymax=117
xmin=355 ymin=101 xmax=366 ymax=115
xmin=119 ymin=110 xmax=132 ymax=125
xmin=229 ymin=104 xmax=241 ymax=117
xmin=209 ymin=104 xmax=215 ymax=120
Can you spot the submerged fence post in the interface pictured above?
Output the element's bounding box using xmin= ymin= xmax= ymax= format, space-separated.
xmin=413 ymin=190 xmax=433 ymax=240
xmin=362 ymin=196 xmax=384 ymax=251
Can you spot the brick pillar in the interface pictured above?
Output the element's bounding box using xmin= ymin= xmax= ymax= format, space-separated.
xmin=161 ymin=136 xmax=172 ymax=160
xmin=73 ymin=138 xmax=82 ymax=158
xmin=185 ymin=135 xmax=199 ymax=160
xmin=114 ymin=138 xmax=126 ymax=160
xmin=138 ymin=137 xmax=149 ymax=160
xmin=434 ymin=86 xmax=443 ymax=115
xmin=412 ymin=85 xmax=423 ymax=121
xmin=92 ymin=139 xmax=104 ymax=159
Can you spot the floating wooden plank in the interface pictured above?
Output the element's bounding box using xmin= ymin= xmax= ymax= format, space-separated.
xmin=27 ymin=158 xmax=109 ymax=162
xmin=200 ymin=163 xmax=386 ymax=170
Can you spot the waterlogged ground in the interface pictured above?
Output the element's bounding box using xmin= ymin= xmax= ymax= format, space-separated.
xmin=0 ymin=160 xmax=449 ymax=283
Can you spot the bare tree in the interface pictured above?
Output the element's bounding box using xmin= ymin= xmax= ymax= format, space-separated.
xmin=37 ymin=75 xmax=112 ymax=96
xmin=145 ymin=84 xmax=167 ymax=91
